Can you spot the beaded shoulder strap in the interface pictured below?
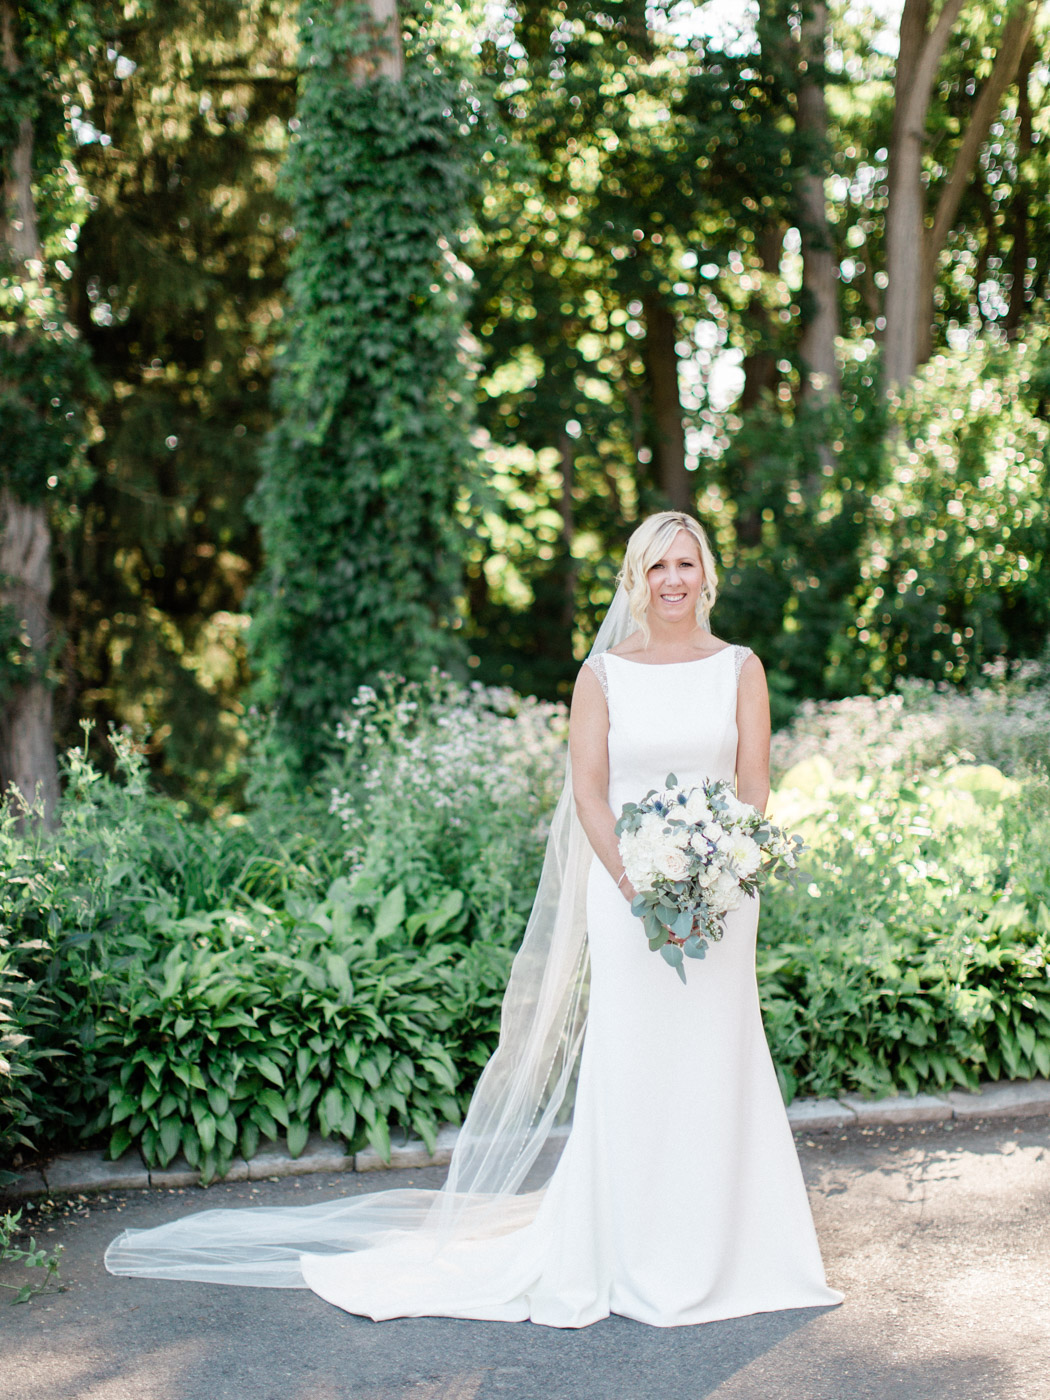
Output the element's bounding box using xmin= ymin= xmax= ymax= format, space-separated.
xmin=584 ymin=651 xmax=609 ymax=701
xmin=733 ymin=645 xmax=753 ymax=682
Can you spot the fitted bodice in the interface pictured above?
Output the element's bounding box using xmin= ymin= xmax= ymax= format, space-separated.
xmin=586 ymin=646 xmax=751 ymax=814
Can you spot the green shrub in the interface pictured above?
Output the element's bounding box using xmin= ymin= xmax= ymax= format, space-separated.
xmin=0 ymin=683 xmax=565 ymax=1177
xmin=771 ymin=664 xmax=1050 ymax=783
xmin=5 ymin=672 xmax=1050 ymax=1178
xmin=759 ymin=758 xmax=1050 ymax=1101
xmin=84 ymin=880 xmax=481 ymax=1181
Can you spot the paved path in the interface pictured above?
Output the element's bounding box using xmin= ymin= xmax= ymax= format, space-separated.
xmin=2 ymin=1117 xmax=1049 ymax=1400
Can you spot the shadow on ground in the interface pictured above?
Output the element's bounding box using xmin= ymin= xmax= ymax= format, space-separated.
xmin=2 ymin=1117 xmax=1048 ymax=1400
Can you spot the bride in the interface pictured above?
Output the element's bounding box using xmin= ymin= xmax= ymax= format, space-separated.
xmin=106 ymin=510 xmax=842 ymax=1327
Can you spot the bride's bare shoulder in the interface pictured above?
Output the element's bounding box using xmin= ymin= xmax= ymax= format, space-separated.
xmin=606 ymin=636 xmax=646 ymax=658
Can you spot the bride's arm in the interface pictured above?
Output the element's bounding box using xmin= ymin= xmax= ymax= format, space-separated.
xmin=569 ymin=665 xmax=637 ymax=903
xmin=736 ymin=654 xmax=771 ymax=814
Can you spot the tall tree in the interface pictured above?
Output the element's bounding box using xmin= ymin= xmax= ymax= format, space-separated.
xmin=914 ymin=0 xmax=1037 ymax=363
xmin=884 ymin=0 xmax=1036 ymax=384
xmin=795 ymin=0 xmax=839 ymax=402
xmin=0 ymin=0 xmax=95 ymax=821
xmin=61 ymin=0 xmax=297 ymax=805
xmin=249 ymin=0 xmax=480 ymax=757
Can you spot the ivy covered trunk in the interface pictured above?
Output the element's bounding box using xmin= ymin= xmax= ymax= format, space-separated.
xmin=250 ymin=0 xmax=479 ymax=759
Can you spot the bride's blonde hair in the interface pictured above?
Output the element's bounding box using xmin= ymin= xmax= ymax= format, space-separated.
xmin=618 ymin=511 xmax=718 ymax=642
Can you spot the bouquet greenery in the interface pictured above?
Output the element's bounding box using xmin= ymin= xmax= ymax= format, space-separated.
xmin=615 ymin=774 xmax=804 ymax=983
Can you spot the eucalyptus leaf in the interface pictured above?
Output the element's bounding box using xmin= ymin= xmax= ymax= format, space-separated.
xmin=672 ymin=908 xmax=694 ymax=939
xmin=659 ymin=943 xmax=687 ymax=984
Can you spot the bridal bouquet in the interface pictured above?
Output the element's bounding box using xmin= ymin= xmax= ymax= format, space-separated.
xmin=615 ymin=774 xmax=804 ymax=984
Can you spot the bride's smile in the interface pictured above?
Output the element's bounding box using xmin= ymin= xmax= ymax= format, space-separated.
xmin=646 ymin=532 xmax=705 ymax=625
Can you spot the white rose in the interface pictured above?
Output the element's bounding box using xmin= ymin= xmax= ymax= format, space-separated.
xmin=689 ymin=831 xmax=710 ymax=855
xmin=657 ymin=848 xmax=690 ymax=881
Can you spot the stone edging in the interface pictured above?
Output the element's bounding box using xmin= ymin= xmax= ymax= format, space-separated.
xmin=5 ymin=1078 xmax=1050 ymax=1202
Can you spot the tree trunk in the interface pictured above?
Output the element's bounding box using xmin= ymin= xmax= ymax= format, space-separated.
xmin=732 ymin=224 xmax=783 ymax=546
xmin=0 ymin=0 xmax=60 ymax=823
xmin=796 ymin=1 xmax=840 ymax=402
xmin=1005 ymin=37 xmax=1035 ymax=336
xmin=641 ymin=294 xmax=691 ymax=512
xmin=348 ymin=0 xmax=403 ymax=84
xmin=0 ymin=492 xmax=60 ymax=820
xmin=883 ymin=0 xmax=965 ymax=386
xmin=915 ymin=0 xmax=1037 ymax=362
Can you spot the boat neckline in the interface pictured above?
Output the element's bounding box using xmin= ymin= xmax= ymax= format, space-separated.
xmin=603 ymin=647 xmax=734 ymax=668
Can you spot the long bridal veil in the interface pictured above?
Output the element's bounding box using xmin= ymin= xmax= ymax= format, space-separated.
xmin=105 ymin=587 xmax=637 ymax=1287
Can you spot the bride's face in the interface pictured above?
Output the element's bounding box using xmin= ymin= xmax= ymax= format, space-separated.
xmin=646 ymin=530 xmax=705 ymax=624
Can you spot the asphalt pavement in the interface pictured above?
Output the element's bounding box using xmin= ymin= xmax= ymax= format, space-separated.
xmin=2 ymin=1117 xmax=1048 ymax=1400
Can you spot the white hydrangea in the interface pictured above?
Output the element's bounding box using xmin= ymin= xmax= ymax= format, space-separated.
xmin=682 ymin=788 xmax=712 ymax=823
xmin=619 ymin=830 xmax=660 ymax=892
xmin=706 ymin=870 xmax=742 ymax=915
xmin=718 ymin=791 xmax=757 ymax=825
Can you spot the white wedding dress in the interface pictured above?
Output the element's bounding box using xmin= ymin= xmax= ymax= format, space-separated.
xmin=107 ymin=640 xmax=842 ymax=1328
xmin=298 ymin=645 xmax=842 ymax=1325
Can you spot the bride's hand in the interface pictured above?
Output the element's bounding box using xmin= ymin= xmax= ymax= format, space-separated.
xmin=619 ymin=876 xmax=638 ymax=904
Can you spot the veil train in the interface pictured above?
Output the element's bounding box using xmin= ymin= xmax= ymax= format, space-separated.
xmin=105 ymin=587 xmax=637 ymax=1287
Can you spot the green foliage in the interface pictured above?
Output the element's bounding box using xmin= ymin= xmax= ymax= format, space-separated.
xmin=0 ymin=278 xmax=94 ymax=507
xmin=0 ymin=927 xmax=48 ymax=1173
xmin=0 ymin=275 xmax=98 ymax=705
xmin=0 ymin=680 xmax=561 ymax=1175
xmin=89 ymin=882 xmax=475 ymax=1180
xmin=711 ymin=333 xmax=1050 ymax=717
xmin=464 ymin=0 xmax=815 ymax=696
xmin=848 ymin=334 xmax=1050 ymax=688
xmin=327 ymin=670 xmax=567 ymax=936
xmin=56 ymin=0 xmax=298 ymax=805
xmin=0 ymin=1 xmax=103 ymax=158
xmin=10 ymin=0 xmax=1045 ymax=786
xmin=5 ymin=672 xmax=1050 ymax=1171
xmin=0 ymin=0 xmax=101 ymax=506
xmin=0 ymin=1209 xmax=64 ymax=1305
xmin=759 ymin=754 xmax=1050 ymax=1102
xmin=249 ymin=2 xmax=483 ymax=761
